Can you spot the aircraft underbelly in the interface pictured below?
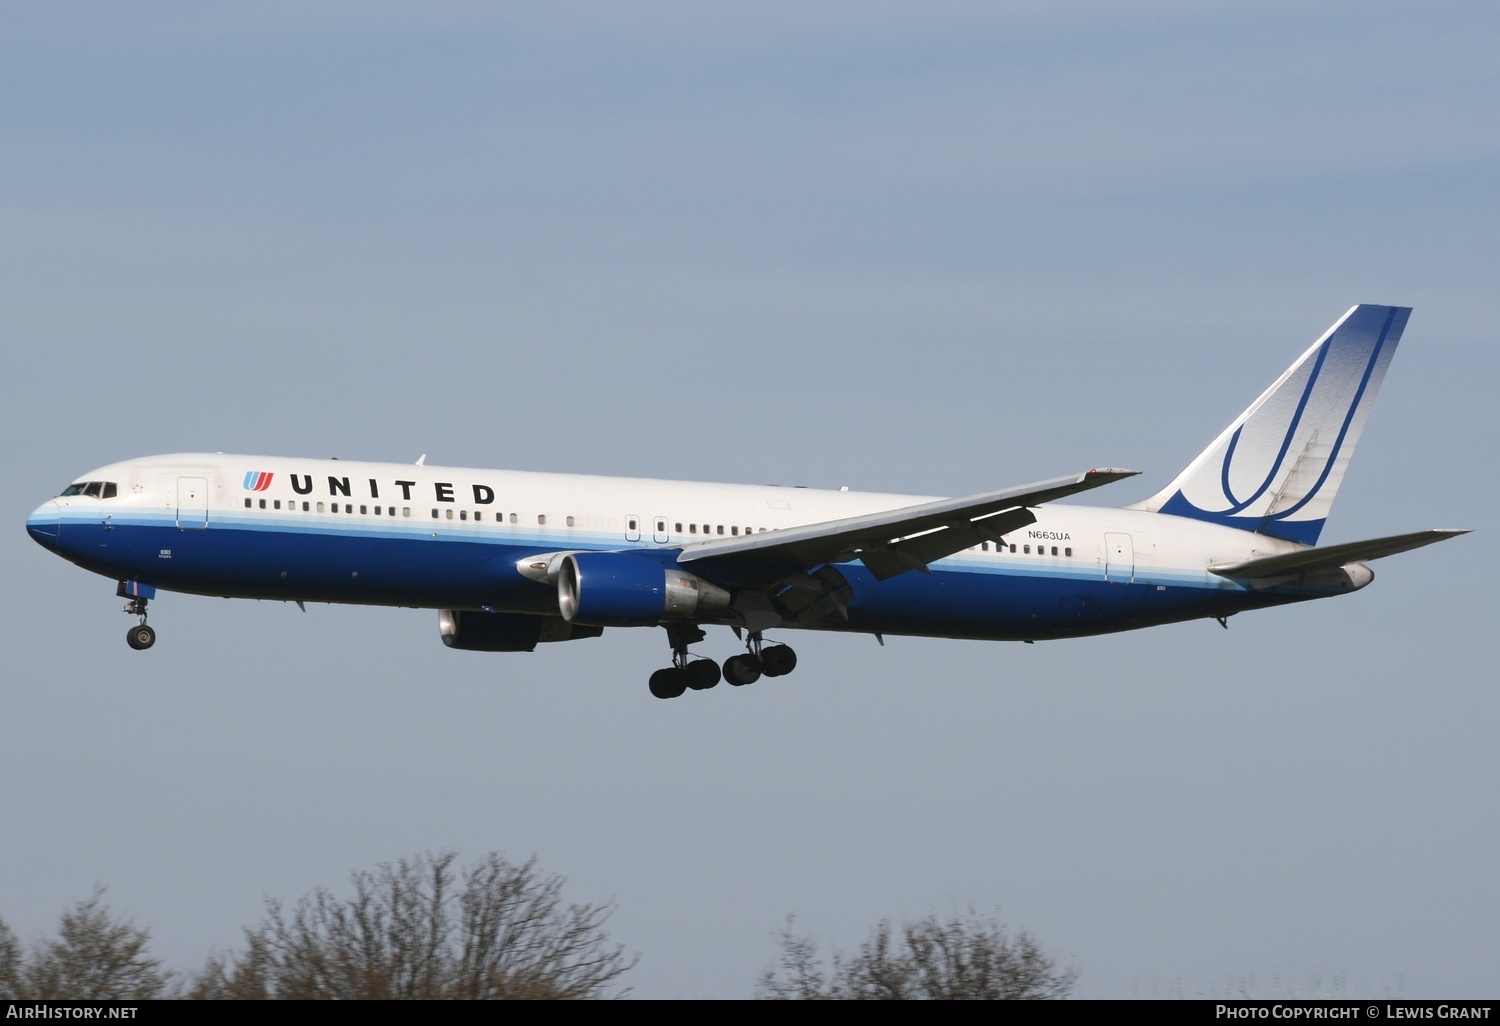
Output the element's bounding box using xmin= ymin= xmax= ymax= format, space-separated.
xmin=55 ymin=519 xmax=547 ymax=610
xmin=836 ymin=564 xmax=1257 ymax=640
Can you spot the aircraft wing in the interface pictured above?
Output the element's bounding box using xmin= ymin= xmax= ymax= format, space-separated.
xmin=1209 ymin=528 xmax=1470 ymax=580
xmin=678 ymin=468 xmax=1139 ymax=584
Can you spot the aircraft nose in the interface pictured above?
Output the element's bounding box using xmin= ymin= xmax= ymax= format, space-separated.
xmin=26 ymin=501 xmax=61 ymax=550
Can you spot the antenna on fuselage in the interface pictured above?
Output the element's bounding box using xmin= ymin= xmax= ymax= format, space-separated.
xmin=416 ymin=454 xmax=427 ymax=465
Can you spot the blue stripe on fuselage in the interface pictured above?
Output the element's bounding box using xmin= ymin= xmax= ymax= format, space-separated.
xmin=42 ymin=510 xmax=1309 ymax=641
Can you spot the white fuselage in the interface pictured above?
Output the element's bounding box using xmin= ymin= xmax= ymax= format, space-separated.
xmin=28 ymin=452 xmax=1345 ymax=646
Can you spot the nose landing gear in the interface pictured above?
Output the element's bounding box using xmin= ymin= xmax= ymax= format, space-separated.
xmin=126 ymin=621 xmax=156 ymax=650
xmin=117 ymin=580 xmax=156 ymax=650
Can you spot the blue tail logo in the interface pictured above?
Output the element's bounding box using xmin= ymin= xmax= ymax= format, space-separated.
xmin=1139 ymin=305 xmax=1409 ymax=545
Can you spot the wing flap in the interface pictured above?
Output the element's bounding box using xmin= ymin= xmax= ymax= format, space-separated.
xmin=1209 ymin=528 xmax=1469 ymax=580
xmin=859 ymin=508 xmax=1038 ymax=581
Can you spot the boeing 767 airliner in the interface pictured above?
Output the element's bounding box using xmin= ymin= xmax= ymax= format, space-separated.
xmin=27 ymin=305 xmax=1467 ymax=698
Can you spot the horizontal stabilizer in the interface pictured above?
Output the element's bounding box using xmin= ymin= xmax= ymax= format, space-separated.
xmin=1210 ymin=528 xmax=1469 ymax=580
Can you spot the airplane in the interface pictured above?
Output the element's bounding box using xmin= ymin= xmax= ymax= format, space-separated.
xmin=26 ymin=304 xmax=1467 ymax=699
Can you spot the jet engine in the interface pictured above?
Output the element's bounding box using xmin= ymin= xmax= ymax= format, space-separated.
xmin=439 ymin=609 xmax=602 ymax=652
xmin=556 ymin=551 xmax=731 ymax=627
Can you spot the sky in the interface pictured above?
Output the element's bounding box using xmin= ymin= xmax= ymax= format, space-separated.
xmin=2 ymin=1 xmax=1495 ymax=999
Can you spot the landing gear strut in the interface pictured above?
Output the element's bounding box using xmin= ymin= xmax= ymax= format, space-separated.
xmin=648 ymin=627 xmax=797 ymax=699
xmin=648 ymin=624 xmax=721 ymax=699
xmin=118 ymin=580 xmax=156 ymax=650
xmin=123 ymin=599 xmax=155 ymax=650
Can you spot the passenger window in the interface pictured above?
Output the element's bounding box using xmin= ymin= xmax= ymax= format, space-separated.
xmin=432 ymin=509 xmax=439 ymax=519
xmin=1051 ymin=546 xmax=1058 ymax=556
xmin=538 ymin=515 xmax=546 ymax=525
xmin=317 ymin=502 xmax=325 ymax=513
xmin=303 ymin=502 xmax=310 ymax=512
xmin=689 ymin=524 xmax=697 ymax=534
xmin=731 ymin=526 xmax=739 ymax=536
xmin=244 ymin=498 xmax=252 ymax=508
xmin=1023 ymin=544 xmax=1030 ymax=554
xmin=274 ymin=500 xmax=281 ymax=510
xmin=402 ymin=507 xmax=410 ymax=518
xmin=460 ymin=510 xmax=467 ymax=521
xmin=1009 ymin=544 xmax=1016 ymax=553
xmin=675 ymin=523 xmax=683 ymax=533
xmin=259 ymin=499 xmax=267 ymax=509
xmin=446 ymin=509 xmax=454 ymax=520
xmin=1065 ymin=547 xmax=1072 ymax=557
xmin=657 ymin=520 xmax=666 ymax=532
xmin=360 ymin=505 xmax=367 ymax=515
xmin=717 ymin=525 xmax=724 ymax=535
xmin=509 ymin=513 xmax=517 ymax=524
xmin=475 ymin=511 xmax=483 ymax=521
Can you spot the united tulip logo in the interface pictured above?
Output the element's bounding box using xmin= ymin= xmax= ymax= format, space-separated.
xmin=243 ymin=471 xmax=274 ymax=491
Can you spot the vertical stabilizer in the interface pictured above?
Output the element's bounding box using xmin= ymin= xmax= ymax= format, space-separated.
xmin=1134 ymin=304 xmax=1409 ymax=545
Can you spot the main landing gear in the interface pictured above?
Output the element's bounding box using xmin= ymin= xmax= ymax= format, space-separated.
xmin=648 ymin=625 xmax=797 ymax=700
xmin=118 ymin=581 xmax=156 ymax=650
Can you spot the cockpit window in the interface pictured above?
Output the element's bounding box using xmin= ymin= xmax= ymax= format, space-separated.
xmin=58 ymin=481 xmax=118 ymax=498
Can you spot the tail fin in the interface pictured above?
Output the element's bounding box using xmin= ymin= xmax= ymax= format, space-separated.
xmin=1134 ymin=304 xmax=1410 ymax=545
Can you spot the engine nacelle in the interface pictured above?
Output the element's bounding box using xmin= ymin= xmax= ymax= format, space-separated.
xmin=439 ymin=609 xmax=602 ymax=652
xmin=556 ymin=552 xmax=731 ymax=627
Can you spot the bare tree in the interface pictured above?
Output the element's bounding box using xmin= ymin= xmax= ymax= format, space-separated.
xmin=0 ymin=917 xmax=21 ymax=998
xmin=6 ymin=890 xmax=166 ymax=1000
xmin=189 ymin=851 xmax=635 ymax=999
xmin=757 ymin=910 xmax=1077 ymax=1000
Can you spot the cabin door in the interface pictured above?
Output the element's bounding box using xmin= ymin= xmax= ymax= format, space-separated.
xmin=1104 ymin=532 xmax=1134 ymax=583
xmin=176 ymin=477 xmax=209 ymax=529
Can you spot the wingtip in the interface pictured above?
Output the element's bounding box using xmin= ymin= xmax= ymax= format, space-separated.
xmin=1087 ymin=467 xmax=1142 ymax=479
